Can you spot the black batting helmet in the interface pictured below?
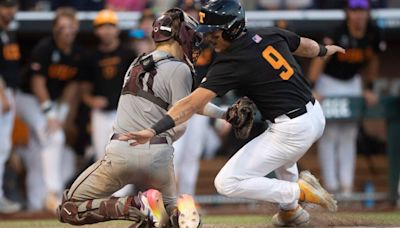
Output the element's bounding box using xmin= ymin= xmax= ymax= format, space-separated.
xmin=197 ymin=0 xmax=246 ymax=41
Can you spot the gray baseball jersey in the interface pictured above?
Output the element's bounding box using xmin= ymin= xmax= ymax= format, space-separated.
xmin=113 ymin=50 xmax=193 ymax=142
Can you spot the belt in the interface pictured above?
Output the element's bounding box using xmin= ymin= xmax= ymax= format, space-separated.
xmin=271 ymin=97 xmax=315 ymax=123
xmin=111 ymin=133 xmax=168 ymax=145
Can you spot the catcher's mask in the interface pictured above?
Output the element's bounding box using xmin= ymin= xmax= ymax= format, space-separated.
xmin=152 ymin=8 xmax=203 ymax=63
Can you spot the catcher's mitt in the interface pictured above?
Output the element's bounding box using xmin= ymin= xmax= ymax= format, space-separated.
xmin=225 ymin=96 xmax=256 ymax=139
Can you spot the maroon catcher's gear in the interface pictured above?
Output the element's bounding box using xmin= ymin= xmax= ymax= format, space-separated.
xmin=152 ymin=8 xmax=202 ymax=63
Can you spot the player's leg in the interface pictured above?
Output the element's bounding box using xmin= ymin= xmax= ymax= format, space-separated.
xmin=0 ymin=89 xmax=21 ymax=213
xmin=317 ymin=122 xmax=340 ymax=192
xmin=90 ymin=109 xmax=131 ymax=197
xmin=214 ymin=101 xmax=336 ymax=210
xmin=272 ymin=163 xmax=310 ymax=226
xmin=58 ymin=141 xmax=169 ymax=227
xmin=337 ymin=122 xmax=358 ymax=195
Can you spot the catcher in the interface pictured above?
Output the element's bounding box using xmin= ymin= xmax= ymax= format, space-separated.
xmin=56 ymin=8 xmax=225 ymax=228
xmin=121 ymin=0 xmax=346 ymax=226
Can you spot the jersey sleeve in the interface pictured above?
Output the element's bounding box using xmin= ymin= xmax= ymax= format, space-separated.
xmin=169 ymin=64 xmax=193 ymax=104
xmin=200 ymin=61 xmax=240 ymax=97
xmin=29 ymin=40 xmax=50 ymax=77
xmin=274 ymin=28 xmax=301 ymax=52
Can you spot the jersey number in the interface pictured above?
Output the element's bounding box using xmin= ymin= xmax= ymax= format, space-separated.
xmin=262 ymin=46 xmax=294 ymax=80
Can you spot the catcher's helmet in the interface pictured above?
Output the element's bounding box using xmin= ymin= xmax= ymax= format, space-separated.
xmin=152 ymin=8 xmax=202 ymax=63
xmin=197 ymin=0 xmax=246 ymax=41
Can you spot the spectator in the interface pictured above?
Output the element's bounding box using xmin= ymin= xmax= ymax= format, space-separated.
xmin=0 ymin=0 xmax=22 ymax=214
xmin=15 ymin=7 xmax=82 ymax=211
xmin=308 ymin=0 xmax=385 ymax=196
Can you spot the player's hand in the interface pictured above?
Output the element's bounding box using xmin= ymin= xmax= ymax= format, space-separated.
xmin=325 ymin=45 xmax=345 ymax=56
xmin=46 ymin=118 xmax=62 ymax=134
xmin=119 ymin=129 xmax=156 ymax=146
xmin=363 ymin=90 xmax=379 ymax=107
xmin=90 ymin=96 xmax=108 ymax=109
xmin=0 ymin=94 xmax=11 ymax=114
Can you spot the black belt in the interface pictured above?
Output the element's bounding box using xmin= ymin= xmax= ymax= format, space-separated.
xmin=111 ymin=133 xmax=168 ymax=144
xmin=271 ymin=97 xmax=315 ymax=123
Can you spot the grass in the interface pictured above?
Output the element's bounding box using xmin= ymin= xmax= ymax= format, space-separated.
xmin=1 ymin=212 xmax=400 ymax=227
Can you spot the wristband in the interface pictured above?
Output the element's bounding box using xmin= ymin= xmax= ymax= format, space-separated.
xmin=41 ymin=100 xmax=53 ymax=113
xmin=151 ymin=115 xmax=175 ymax=135
xmin=318 ymin=44 xmax=328 ymax=57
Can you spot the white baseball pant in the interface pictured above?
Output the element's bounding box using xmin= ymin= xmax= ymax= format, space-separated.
xmin=0 ymin=88 xmax=15 ymax=199
xmin=315 ymin=74 xmax=362 ymax=192
xmin=214 ymin=100 xmax=325 ymax=210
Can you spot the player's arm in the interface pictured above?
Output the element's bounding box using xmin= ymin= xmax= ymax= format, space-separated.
xmin=363 ymin=52 xmax=380 ymax=106
xmin=198 ymin=102 xmax=226 ymax=119
xmin=120 ymin=87 xmax=217 ymax=145
xmin=0 ymin=77 xmax=10 ymax=114
xmin=31 ymin=74 xmax=52 ymax=109
xmin=293 ymin=37 xmax=345 ymax=58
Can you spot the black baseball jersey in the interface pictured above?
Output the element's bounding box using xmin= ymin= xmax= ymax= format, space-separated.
xmin=324 ymin=22 xmax=384 ymax=80
xmin=0 ymin=30 xmax=20 ymax=89
xmin=200 ymin=27 xmax=312 ymax=121
xmin=82 ymin=45 xmax=136 ymax=110
xmin=22 ymin=37 xmax=84 ymax=100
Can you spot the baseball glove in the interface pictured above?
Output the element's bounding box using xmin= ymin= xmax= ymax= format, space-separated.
xmin=225 ymin=96 xmax=256 ymax=139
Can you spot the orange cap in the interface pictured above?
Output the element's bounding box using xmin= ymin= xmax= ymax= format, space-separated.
xmin=94 ymin=9 xmax=118 ymax=27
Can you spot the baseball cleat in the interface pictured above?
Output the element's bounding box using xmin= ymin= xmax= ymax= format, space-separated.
xmin=298 ymin=170 xmax=338 ymax=212
xmin=271 ymin=205 xmax=310 ymax=227
xmin=177 ymin=194 xmax=201 ymax=228
xmin=139 ymin=189 xmax=169 ymax=227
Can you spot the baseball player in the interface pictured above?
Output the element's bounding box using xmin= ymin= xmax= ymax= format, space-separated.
xmin=0 ymin=0 xmax=21 ymax=213
xmin=309 ymin=0 xmax=384 ymax=195
xmin=123 ymin=0 xmax=345 ymax=226
xmin=57 ymin=8 xmax=203 ymax=228
xmin=16 ymin=7 xmax=82 ymax=211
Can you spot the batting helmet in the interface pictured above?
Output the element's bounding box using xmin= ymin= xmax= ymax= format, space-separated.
xmin=196 ymin=0 xmax=246 ymax=41
xmin=152 ymin=8 xmax=202 ymax=63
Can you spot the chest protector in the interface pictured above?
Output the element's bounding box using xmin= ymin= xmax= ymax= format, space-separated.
xmin=122 ymin=52 xmax=196 ymax=110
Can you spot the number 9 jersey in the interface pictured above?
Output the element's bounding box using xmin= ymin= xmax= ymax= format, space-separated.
xmin=200 ymin=27 xmax=312 ymax=122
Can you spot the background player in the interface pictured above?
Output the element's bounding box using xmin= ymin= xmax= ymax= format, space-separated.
xmin=58 ymin=8 xmax=202 ymax=228
xmin=122 ymin=0 xmax=346 ymax=226
xmin=15 ymin=7 xmax=82 ymax=211
xmin=0 ymin=0 xmax=21 ymax=213
xmin=308 ymin=0 xmax=384 ymax=196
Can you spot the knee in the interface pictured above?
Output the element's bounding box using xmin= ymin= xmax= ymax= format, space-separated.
xmin=214 ymin=173 xmax=237 ymax=197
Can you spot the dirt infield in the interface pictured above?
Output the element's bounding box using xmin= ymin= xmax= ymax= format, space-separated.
xmin=1 ymin=202 xmax=399 ymax=227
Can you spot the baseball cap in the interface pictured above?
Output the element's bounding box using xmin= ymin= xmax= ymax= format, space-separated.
xmin=347 ymin=0 xmax=370 ymax=9
xmin=0 ymin=0 xmax=18 ymax=7
xmin=93 ymin=9 xmax=119 ymax=27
